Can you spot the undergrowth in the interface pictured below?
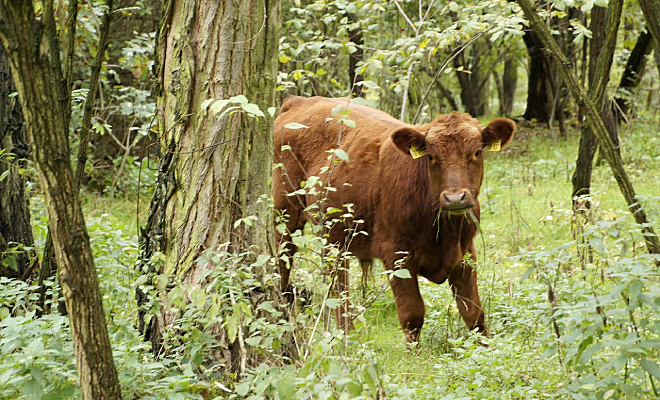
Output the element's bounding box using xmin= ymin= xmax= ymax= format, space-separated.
xmin=1 ymin=121 xmax=660 ymax=399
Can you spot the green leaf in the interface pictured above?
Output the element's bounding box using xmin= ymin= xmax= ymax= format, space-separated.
xmin=392 ymin=269 xmax=411 ymax=279
xmin=267 ymin=107 xmax=276 ymax=117
xmin=245 ymin=335 xmax=262 ymax=346
xmin=629 ymin=280 xmax=643 ymax=301
xmin=333 ymin=149 xmax=349 ymax=162
xmin=350 ymin=97 xmax=374 ymax=107
xmin=579 ymin=342 xmax=602 ymax=364
xmin=226 ymin=315 xmax=238 ymax=342
xmin=342 ymin=118 xmax=356 ymax=128
xmin=217 ymin=105 xmax=241 ymax=120
xmin=356 ymin=80 xmax=380 ymax=89
xmin=331 ymin=104 xmax=342 ymax=116
xmin=639 ymin=339 xmax=660 ymax=349
xmin=235 ymin=381 xmax=251 ymax=396
xmin=0 ymin=170 xmax=10 ymax=183
xmin=210 ymin=99 xmax=231 ymax=114
xmin=325 ymin=298 xmax=341 ymax=309
xmin=241 ymin=103 xmax=265 ymax=117
xmin=251 ymin=254 xmax=270 ymax=267
xmin=640 ymin=359 xmax=660 ymax=381
xmin=200 ymin=98 xmax=214 ymax=110
xmin=230 ymin=94 xmax=248 ymax=105
xmin=346 ymin=379 xmax=363 ymax=396
xmin=448 ymin=1 xmax=461 ymax=12
xmin=283 ymin=122 xmax=308 ymax=130
xmin=23 ymin=378 xmax=42 ymax=400
xmin=519 ymin=266 xmax=534 ymax=283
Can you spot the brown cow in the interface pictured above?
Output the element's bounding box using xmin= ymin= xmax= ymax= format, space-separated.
xmin=273 ymin=96 xmax=515 ymax=343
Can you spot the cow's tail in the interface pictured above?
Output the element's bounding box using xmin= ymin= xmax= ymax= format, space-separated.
xmin=359 ymin=259 xmax=373 ymax=298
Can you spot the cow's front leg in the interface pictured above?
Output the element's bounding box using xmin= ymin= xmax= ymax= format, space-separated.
xmin=448 ymin=254 xmax=487 ymax=335
xmin=390 ymin=272 xmax=425 ymax=343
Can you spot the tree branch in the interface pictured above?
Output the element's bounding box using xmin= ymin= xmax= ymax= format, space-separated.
xmin=73 ymin=0 xmax=115 ymax=189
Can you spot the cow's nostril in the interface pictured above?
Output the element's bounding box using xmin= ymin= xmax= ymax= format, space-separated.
xmin=444 ymin=194 xmax=451 ymax=203
xmin=460 ymin=192 xmax=466 ymax=202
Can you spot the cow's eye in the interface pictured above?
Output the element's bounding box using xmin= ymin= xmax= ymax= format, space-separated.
xmin=427 ymin=154 xmax=433 ymax=161
xmin=474 ymin=150 xmax=482 ymax=158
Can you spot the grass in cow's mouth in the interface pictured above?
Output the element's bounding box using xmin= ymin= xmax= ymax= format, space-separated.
xmin=434 ymin=208 xmax=487 ymax=260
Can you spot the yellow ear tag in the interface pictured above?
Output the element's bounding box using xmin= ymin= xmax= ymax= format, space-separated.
xmin=410 ymin=144 xmax=427 ymax=159
xmin=484 ymin=140 xmax=501 ymax=152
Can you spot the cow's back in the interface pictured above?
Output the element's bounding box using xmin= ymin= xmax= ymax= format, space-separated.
xmin=274 ymin=96 xmax=403 ymax=161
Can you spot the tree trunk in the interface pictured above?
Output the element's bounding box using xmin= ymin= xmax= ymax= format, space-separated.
xmin=613 ymin=29 xmax=652 ymax=119
xmin=37 ymin=0 xmax=113 ymax=319
xmin=517 ymin=0 xmax=660 ymax=255
xmin=0 ymin=2 xmax=122 ymax=399
xmin=523 ymin=30 xmax=550 ymax=122
xmin=0 ymin=43 xmax=33 ymax=280
xmin=640 ymin=1 xmax=660 ymax=49
xmin=501 ymin=55 xmax=517 ymax=116
xmin=571 ymin=3 xmax=622 ymax=200
xmin=136 ymin=0 xmax=279 ymax=368
xmin=348 ymin=12 xmax=364 ymax=98
xmin=454 ymin=40 xmax=490 ymax=117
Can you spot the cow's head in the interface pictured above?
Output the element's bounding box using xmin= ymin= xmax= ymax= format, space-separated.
xmin=391 ymin=113 xmax=515 ymax=211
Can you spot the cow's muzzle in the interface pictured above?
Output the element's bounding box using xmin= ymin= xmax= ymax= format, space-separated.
xmin=440 ymin=190 xmax=474 ymax=210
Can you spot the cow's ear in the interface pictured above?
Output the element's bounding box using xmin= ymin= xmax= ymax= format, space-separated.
xmin=391 ymin=127 xmax=427 ymax=159
xmin=481 ymin=118 xmax=516 ymax=151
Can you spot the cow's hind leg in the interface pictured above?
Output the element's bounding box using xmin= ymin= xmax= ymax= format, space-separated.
xmin=448 ymin=258 xmax=487 ymax=336
xmin=390 ymin=273 xmax=425 ymax=343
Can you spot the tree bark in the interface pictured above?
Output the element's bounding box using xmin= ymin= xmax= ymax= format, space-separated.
xmin=35 ymin=0 xmax=78 ymax=317
xmin=0 ymin=2 xmax=122 ymax=399
xmin=136 ymin=0 xmax=280 ymax=367
xmin=523 ymin=30 xmax=550 ymax=121
xmin=640 ymin=1 xmax=660 ymax=49
xmin=37 ymin=0 xmax=114 ymax=319
xmin=614 ymin=29 xmax=652 ymax=119
xmin=572 ymin=3 xmax=622 ymax=200
xmin=347 ymin=12 xmax=364 ymax=98
xmin=500 ymin=54 xmax=517 ymax=116
xmin=454 ymin=40 xmax=490 ymax=117
xmin=517 ymin=0 xmax=660 ymax=255
xmin=0 ymin=43 xmax=33 ymax=280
